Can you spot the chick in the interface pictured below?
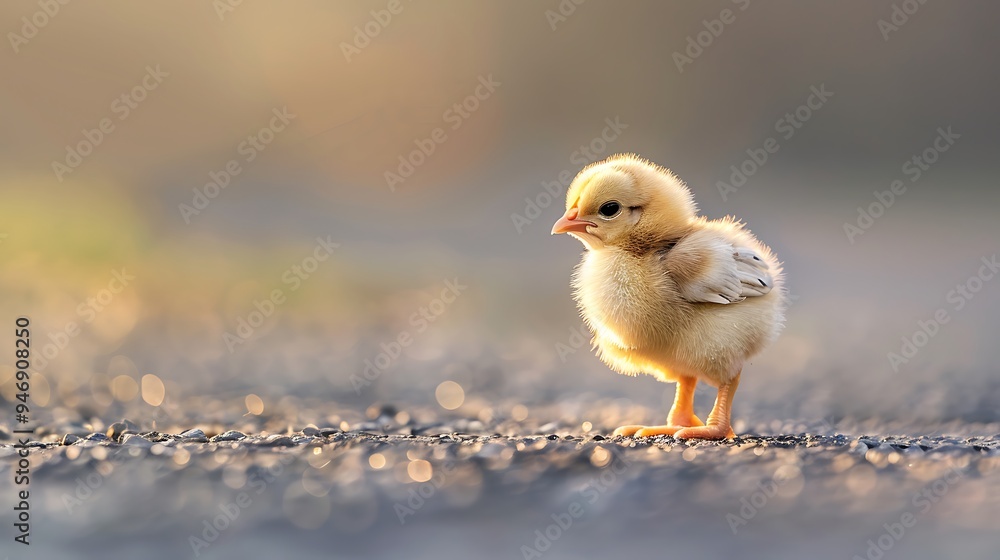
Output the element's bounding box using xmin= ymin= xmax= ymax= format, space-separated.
xmin=551 ymin=154 xmax=785 ymax=440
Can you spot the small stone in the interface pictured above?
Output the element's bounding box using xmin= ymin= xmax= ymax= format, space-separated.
xmin=378 ymin=404 xmax=398 ymax=417
xmin=319 ymin=427 xmax=341 ymax=436
xmin=261 ymin=435 xmax=295 ymax=447
xmin=212 ymin=430 xmax=246 ymax=442
xmin=180 ymin=428 xmax=208 ymax=442
xmin=122 ymin=434 xmax=153 ymax=448
xmin=592 ymin=435 xmax=606 ymax=441
xmin=302 ymin=425 xmax=321 ymax=437
xmin=62 ymin=434 xmax=81 ymax=445
xmin=107 ymin=420 xmax=139 ymax=442
xmin=86 ymin=432 xmax=110 ymax=441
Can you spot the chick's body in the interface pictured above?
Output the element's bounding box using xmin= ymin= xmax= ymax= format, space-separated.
xmin=552 ymin=154 xmax=786 ymax=440
xmin=574 ymin=217 xmax=783 ymax=387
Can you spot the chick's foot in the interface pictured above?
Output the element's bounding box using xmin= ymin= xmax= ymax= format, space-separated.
xmin=673 ymin=423 xmax=736 ymax=440
xmin=613 ymin=421 xmax=702 ymax=438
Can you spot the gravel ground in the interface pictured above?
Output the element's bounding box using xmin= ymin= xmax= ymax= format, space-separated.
xmin=2 ymin=399 xmax=999 ymax=560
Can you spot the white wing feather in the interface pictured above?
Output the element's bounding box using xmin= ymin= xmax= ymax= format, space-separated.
xmin=668 ymin=237 xmax=773 ymax=305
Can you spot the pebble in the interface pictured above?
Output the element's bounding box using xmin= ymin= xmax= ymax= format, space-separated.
xmin=107 ymin=420 xmax=139 ymax=442
xmin=62 ymin=434 xmax=81 ymax=445
xmin=377 ymin=404 xmax=398 ymax=417
xmin=301 ymin=426 xmax=321 ymax=437
xmin=260 ymin=435 xmax=296 ymax=447
xmin=122 ymin=434 xmax=153 ymax=448
xmin=180 ymin=428 xmax=208 ymax=442
xmin=213 ymin=430 xmax=247 ymax=442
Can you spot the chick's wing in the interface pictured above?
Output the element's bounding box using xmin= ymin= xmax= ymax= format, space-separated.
xmin=659 ymin=230 xmax=773 ymax=305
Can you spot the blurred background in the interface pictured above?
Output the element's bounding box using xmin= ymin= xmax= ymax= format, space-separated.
xmin=3 ymin=0 xmax=999 ymax=424
xmin=2 ymin=2 xmax=1000 ymax=559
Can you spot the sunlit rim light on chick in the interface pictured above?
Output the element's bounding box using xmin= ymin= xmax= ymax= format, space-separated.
xmin=551 ymin=154 xmax=786 ymax=440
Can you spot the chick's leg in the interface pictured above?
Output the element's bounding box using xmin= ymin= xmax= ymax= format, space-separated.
xmin=666 ymin=375 xmax=704 ymax=427
xmin=613 ymin=376 xmax=703 ymax=438
xmin=674 ymin=372 xmax=740 ymax=440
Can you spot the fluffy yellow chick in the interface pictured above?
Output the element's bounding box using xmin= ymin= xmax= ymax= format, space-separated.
xmin=551 ymin=154 xmax=785 ymax=440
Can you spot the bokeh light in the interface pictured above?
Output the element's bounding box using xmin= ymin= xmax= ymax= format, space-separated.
xmin=435 ymin=381 xmax=465 ymax=410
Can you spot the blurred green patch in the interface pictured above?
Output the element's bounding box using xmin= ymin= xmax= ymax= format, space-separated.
xmin=1 ymin=179 xmax=146 ymax=270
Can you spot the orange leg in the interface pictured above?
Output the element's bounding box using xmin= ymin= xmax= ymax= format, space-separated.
xmin=675 ymin=371 xmax=740 ymax=440
xmin=613 ymin=376 xmax=704 ymax=438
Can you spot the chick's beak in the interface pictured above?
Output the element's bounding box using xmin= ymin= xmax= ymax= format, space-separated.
xmin=551 ymin=208 xmax=596 ymax=235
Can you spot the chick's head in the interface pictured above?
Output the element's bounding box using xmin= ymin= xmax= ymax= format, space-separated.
xmin=552 ymin=154 xmax=697 ymax=251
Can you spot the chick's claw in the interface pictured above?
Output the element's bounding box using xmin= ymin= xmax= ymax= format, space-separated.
xmin=612 ymin=425 xmax=647 ymax=438
xmin=635 ymin=425 xmax=682 ymax=438
xmin=613 ymin=424 xmax=700 ymax=438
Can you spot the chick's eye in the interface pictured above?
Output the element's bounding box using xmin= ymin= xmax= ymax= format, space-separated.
xmin=598 ymin=201 xmax=621 ymax=218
